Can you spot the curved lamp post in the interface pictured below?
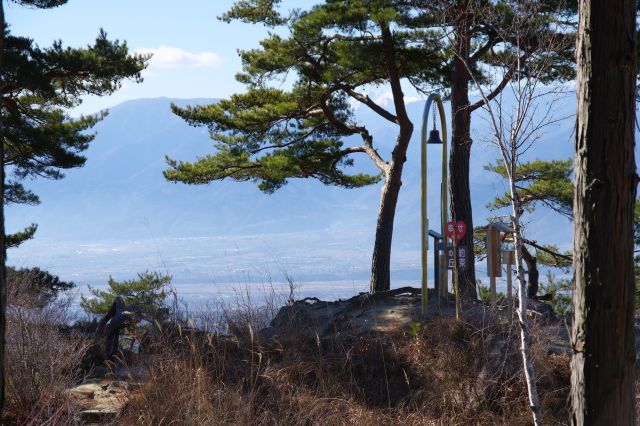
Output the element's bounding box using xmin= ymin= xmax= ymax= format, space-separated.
xmin=421 ymin=94 xmax=448 ymax=315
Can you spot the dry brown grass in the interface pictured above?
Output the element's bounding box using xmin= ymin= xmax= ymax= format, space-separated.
xmin=5 ymin=270 xmax=634 ymax=425
xmin=120 ymin=302 xmax=575 ymax=426
xmin=4 ymin=270 xmax=88 ymax=425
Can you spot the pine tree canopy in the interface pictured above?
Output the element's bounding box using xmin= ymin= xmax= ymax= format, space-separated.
xmin=165 ymin=0 xmax=576 ymax=192
xmin=403 ymin=1 xmax=575 ymax=99
xmin=80 ymin=272 xmax=172 ymax=317
xmin=10 ymin=0 xmax=68 ymax=7
xmin=485 ymin=159 xmax=573 ymax=220
xmin=2 ymin=28 xmax=147 ymax=205
xmin=1 ymin=27 xmax=147 ymax=248
xmin=5 ymin=223 xmax=36 ymax=248
xmin=7 ymin=265 xmax=74 ymax=307
xmin=483 ymin=158 xmax=573 ymax=269
xmin=165 ymin=1 xmax=448 ymax=192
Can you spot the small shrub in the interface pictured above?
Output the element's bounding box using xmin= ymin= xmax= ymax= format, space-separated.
xmin=7 ymin=266 xmax=75 ymax=308
xmin=478 ymin=282 xmax=506 ymax=303
xmin=539 ymin=272 xmax=572 ymax=316
xmin=80 ymin=271 xmax=173 ymax=317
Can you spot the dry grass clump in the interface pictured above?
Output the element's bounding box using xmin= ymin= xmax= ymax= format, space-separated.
xmin=400 ymin=314 xmax=571 ymax=424
xmin=4 ymin=270 xmax=88 ymax=425
xmin=120 ymin=303 xmax=573 ymax=425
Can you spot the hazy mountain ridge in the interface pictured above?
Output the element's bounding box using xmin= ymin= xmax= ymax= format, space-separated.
xmin=8 ymin=95 xmax=576 ymax=286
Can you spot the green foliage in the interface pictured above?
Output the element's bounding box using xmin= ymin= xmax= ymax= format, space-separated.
xmin=2 ymin=26 xmax=147 ymax=241
xmin=3 ymin=28 xmax=148 ymax=197
xmin=408 ymin=318 xmax=424 ymax=338
xmin=483 ymin=159 xmax=573 ymax=272
xmin=7 ymin=266 xmax=74 ymax=306
xmin=166 ymin=1 xmax=447 ymax=192
xmin=536 ymin=244 xmax=572 ymax=270
xmin=80 ymin=272 xmax=172 ymax=317
xmin=472 ymin=223 xmax=498 ymax=261
xmin=478 ymin=281 xmax=506 ymax=304
xmin=485 ymin=159 xmax=573 ymax=220
xmin=11 ymin=0 xmax=68 ymax=7
xmin=6 ymin=223 xmax=37 ymax=248
xmin=220 ymin=0 xmax=285 ymax=26
xmin=408 ymin=1 xmax=576 ymax=92
xmin=538 ymin=272 xmax=572 ymax=316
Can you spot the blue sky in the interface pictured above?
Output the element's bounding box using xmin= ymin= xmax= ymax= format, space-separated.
xmin=7 ymin=0 xmax=311 ymax=114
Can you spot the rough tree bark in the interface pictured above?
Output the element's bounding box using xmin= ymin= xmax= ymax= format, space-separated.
xmin=370 ymin=24 xmax=414 ymax=293
xmin=449 ymin=0 xmax=478 ymax=300
xmin=571 ymin=0 xmax=637 ymax=423
xmin=370 ymin=149 xmax=409 ymax=293
xmin=0 ymin=1 xmax=6 ymax=415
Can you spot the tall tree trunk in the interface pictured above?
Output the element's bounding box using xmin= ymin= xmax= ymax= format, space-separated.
xmin=370 ymin=160 xmax=405 ymax=293
xmin=0 ymin=1 xmax=6 ymax=416
xmin=370 ymin=24 xmax=414 ymax=293
xmin=449 ymin=0 xmax=477 ymax=301
xmin=571 ymin=0 xmax=637 ymax=423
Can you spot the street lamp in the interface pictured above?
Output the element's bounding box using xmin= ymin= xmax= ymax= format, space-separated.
xmin=421 ymin=94 xmax=448 ymax=315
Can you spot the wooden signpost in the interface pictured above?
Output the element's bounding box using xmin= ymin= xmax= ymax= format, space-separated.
xmin=502 ymin=249 xmax=515 ymax=317
xmin=486 ymin=226 xmax=501 ymax=308
xmin=485 ymin=221 xmax=514 ymax=311
xmin=446 ymin=220 xmax=466 ymax=320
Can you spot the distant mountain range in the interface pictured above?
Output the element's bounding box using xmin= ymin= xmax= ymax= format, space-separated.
xmin=8 ymin=95 xmax=578 ymax=291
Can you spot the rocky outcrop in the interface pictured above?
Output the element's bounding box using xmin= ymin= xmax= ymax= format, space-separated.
xmin=68 ymin=379 xmax=132 ymax=425
xmin=261 ymin=287 xmax=430 ymax=340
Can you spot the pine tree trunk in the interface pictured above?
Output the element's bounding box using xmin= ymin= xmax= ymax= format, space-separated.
xmin=0 ymin=1 xmax=6 ymax=415
xmin=370 ymin=133 xmax=411 ymax=293
xmin=370 ymin=167 xmax=402 ymax=293
xmin=370 ymin=24 xmax=414 ymax=294
xmin=571 ymin=0 xmax=637 ymax=423
xmin=449 ymin=1 xmax=477 ymax=301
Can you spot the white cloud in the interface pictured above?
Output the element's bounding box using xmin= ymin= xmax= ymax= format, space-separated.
xmin=404 ymin=95 xmax=420 ymax=104
xmin=135 ymin=45 xmax=224 ymax=69
xmin=372 ymin=90 xmax=394 ymax=106
xmin=372 ymin=90 xmax=421 ymax=106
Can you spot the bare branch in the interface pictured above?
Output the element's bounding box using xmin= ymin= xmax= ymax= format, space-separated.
xmin=340 ymin=86 xmax=398 ymax=124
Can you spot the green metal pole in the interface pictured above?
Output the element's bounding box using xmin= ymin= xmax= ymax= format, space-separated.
xmin=436 ymin=99 xmax=448 ymax=306
xmin=421 ymin=94 xmax=447 ymax=315
xmin=420 ymin=97 xmax=431 ymax=315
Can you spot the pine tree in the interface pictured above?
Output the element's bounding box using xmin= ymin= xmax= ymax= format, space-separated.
xmin=412 ymin=0 xmax=576 ymax=300
xmin=80 ymin=272 xmax=172 ymax=317
xmin=7 ymin=266 xmax=74 ymax=307
xmin=165 ymin=1 xmax=446 ymax=293
xmin=0 ymin=0 xmax=147 ymax=413
xmin=485 ymin=159 xmax=572 ymax=297
xmin=2 ymin=28 xmax=147 ymax=232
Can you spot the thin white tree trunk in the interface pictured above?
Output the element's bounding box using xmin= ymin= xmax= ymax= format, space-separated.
xmin=508 ymin=175 xmax=543 ymax=425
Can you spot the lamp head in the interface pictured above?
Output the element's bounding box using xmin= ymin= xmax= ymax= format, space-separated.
xmin=427 ymin=129 xmax=443 ymax=144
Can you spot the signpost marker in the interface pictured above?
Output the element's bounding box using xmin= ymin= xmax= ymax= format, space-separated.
xmin=503 ymin=249 xmax=515 ymax=319
xmin=486 ymin=226 xmax=501 ymax=308
xmin=507 ymin=252 xmax=513 ymax=318
xmin=447 ymin=220 xmax=464 ymax=321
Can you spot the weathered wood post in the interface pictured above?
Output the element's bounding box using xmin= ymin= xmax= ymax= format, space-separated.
xmin=486 ymin=225 xmax=502 ymax=308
